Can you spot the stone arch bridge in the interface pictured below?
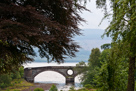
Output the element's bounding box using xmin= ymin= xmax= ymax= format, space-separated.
xmin=24 ymin=66 xmax=83 ymax=85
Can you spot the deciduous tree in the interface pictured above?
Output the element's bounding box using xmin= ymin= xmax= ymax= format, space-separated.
xmin=0 ymin=0 xmax=87 ymax=73
xmin=95 ymin=42 xmax=128 ymax=91
xmin=96 ymin=0 xmax=136 ymax=90
xmin=80 ymin=48 xmax=101 ymax=87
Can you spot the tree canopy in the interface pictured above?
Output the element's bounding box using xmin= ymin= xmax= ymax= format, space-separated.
xmin=0 ymin=0 xmax=87 ymax=73
xmin=96 ymin=0 xmax=136 ymax=90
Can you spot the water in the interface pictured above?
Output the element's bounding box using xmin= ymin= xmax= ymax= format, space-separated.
xmin=23 ymin=62 xmax=83 ymax=91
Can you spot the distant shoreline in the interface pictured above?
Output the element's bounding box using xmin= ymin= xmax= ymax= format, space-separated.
xmin=23 ymin=62 xmax=88 ymax=68
xmin=32 ymin=61 xmax=88 ymax=63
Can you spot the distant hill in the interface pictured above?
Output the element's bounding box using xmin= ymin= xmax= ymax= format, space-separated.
xmin=34 ymin=29 xmax=111 ymax=63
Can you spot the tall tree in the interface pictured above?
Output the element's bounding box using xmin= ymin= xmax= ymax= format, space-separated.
xmin=96 ymin=0 xmax=136 ymax=90
xmin=0 ymin=0 xmax=87 ymax=73
xmin=95 ymin=42 xmax=129 ymax=91
xmin=80 ymin=48 xmax=101 ymax=87
xmin=88 ymin=48 xmax=101 ymax=68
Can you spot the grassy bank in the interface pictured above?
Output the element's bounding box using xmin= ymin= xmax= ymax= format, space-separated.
xmin=1 ymin=79 xmax=34 ymax=91
xmin=0 ymin=78 xmax=97 ymax=91
xmin=1 ymin=79 xmax=57 ymax=91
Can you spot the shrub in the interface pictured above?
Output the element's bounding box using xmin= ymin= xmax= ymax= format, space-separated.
xmin=49 ymin=84 xmax=58 ymax=91
xmin=84 ymin=84 xmax=92 ymax=89
xmin=69 ymin=86 xmax=75 ymax=91
xmin=34 ymin=88 xmax=44 ymax=91
xmin=13 ymin=90 xmax=20 ymax=91
xmin=6 ymin=88 xmax=10 ymax=91
xmin=0 ymin=74 xmax=12 ymax=88
xmin=19 ymin=66 xmax=24 ymax=78
xmin=0 ymin=83 xmax=6 ymax=88
xmin=11 ymin=71 xmax=21 ymax=79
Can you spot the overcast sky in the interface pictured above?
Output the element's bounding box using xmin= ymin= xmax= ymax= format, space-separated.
xmin=79 ymin=0 xmax=110 ymax=30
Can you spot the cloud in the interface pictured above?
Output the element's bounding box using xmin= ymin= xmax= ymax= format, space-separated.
xmin=79 ymin=1 xmax=110 ymax=29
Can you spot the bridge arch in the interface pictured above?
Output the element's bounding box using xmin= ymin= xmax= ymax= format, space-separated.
xmin=32 ymin=69 xmax=67 ymax=79
xmin=34 ymin=71 xmax=66 ymax=83
xmin=24 ymin=66 xmax=83 ymax=85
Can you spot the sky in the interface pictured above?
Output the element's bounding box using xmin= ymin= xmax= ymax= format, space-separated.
xmin=34 ymin=1 xmax=112 ymax=62
xmin=76 ymin=0 xmax=111 ymax=51
xmin=79 ymin=0 xmax=110 ymax=29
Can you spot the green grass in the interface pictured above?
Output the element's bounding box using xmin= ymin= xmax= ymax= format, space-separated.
xmin=68 ymin=86 xmax=97 ymax=91
xmin=1 ymin=79 xmax=34 ymax=91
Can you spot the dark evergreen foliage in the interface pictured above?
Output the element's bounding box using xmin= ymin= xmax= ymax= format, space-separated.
xmin=0 ymin=0 xmax=87 ymax=73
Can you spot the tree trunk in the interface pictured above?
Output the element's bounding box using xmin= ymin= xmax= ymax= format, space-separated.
xmin=127 ymin=0 xmax=136 ymax=90
xmin=127 ymin=56 xmax=135 ymax=91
